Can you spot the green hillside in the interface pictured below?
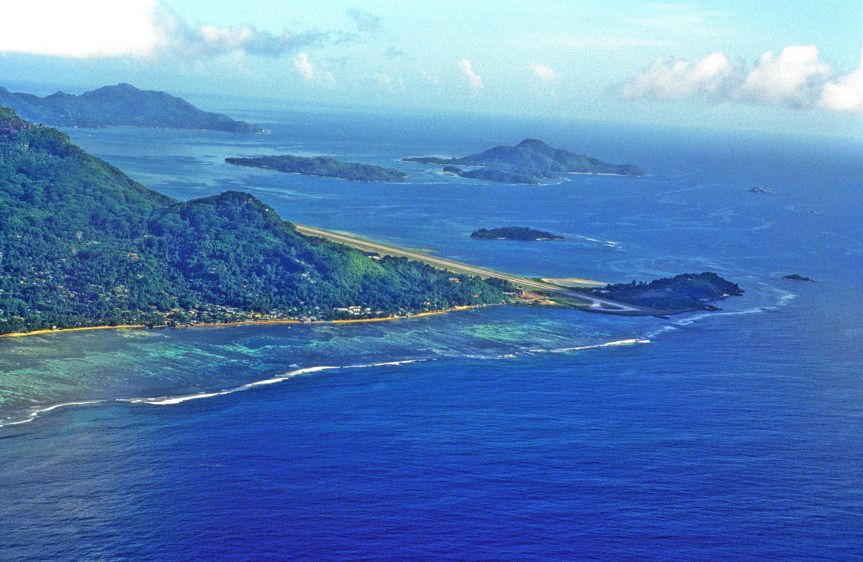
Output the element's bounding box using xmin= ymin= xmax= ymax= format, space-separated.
xmin=0 ymin=108 xmax=508 ymax=334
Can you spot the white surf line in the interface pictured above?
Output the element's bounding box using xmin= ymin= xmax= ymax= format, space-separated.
xmin=0 ymin=400 xmax=105 ymax=428
xmin=0 ymin=360 xmax=431 ymax=427
xmin=527 ymin=338 xmax=651 ymax=354
xmin=127 ymin=360 xmax=426 ymax=407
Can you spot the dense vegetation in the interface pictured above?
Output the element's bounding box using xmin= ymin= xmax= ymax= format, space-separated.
xmin=589 ymin=272 xmax=743 ymax=312
xmin=226 ymin=155 xmax=407 ymax=182
xmin=471 ymin=227 xmax=564 ymax=241
xmin=405 ymin=138 xmax=645 ymax=183
xmin=0 ymin=83 xmax=262 ymax=133
xmin=0 ymin=108 xmax=509 ymax=334
xmin=443 ymin=165 xmax=537 ymax=184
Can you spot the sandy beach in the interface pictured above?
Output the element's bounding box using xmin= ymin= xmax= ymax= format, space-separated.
xmin=0 ymin=305 xmax=488 ymax=340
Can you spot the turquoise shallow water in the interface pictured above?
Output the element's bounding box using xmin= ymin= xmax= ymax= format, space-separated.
xmin=0 ymin=109 xmax=861 ymax=559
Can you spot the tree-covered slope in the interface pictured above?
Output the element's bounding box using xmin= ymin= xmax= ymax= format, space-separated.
xmin=226 ymin=155 xmax=407 ymax=182
xmin=0 ymin=109 xmax=508 ymax=334
xmin=0 ymin=83 xmax=262 ymax=133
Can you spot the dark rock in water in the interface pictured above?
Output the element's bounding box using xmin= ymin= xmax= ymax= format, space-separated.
xmin=442 ymin=165 xmax=464 ymax=175
xmin=589 ymin=272 xmax=743 ymax=313
xmin=782 ymin=274 xmax=813 ymax=282
xmin=471 ymin=227 xmax=565 ymax=241
xmin=748 ymin=186 xmax=773 ymax=194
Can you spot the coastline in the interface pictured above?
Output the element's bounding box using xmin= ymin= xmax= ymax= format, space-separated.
xmin=0 ymin=305 xmax=489 ymax=340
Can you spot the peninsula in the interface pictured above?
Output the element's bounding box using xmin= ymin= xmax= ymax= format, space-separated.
xmin=406 ymin=138 xmax=645 ymax=183
xmin=226 ymin=155 xmax=407 ymax=182
xmin=0 ymin=83 xmax=262 ymax=133
xmin=0 ymin=108 xmax=505 ymax=335
xmin=471 ymin=227 xmax=565 ymax=241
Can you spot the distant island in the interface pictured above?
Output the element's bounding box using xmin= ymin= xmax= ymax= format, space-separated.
xmin=406 ymin=138 xmax=645 ymax=184
xmin=0 ymin=83 xmax=262 ymax=133
xmin=586 ymin=272 xmax=743 ymax=313
xmin=226 ymin=155 xmax=407 ymax=182
xmin=471 ymin=227 xmax=565 ymax=241
xmin=443 ymin=165 xmax=537 ymax=184
xmin=748 ymin=186 xmax=773 ymax=194
xmin=0 ymin=108 xmax=506 ymax=335
xmin=782 ymin=274 xmax=813 ymax=282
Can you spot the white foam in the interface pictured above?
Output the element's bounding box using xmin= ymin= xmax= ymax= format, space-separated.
xmin=130 ymin=390 xmax=232 ymax=406
xmin=344 ymin=359 xmax=419 ymax=369
xmin=0 ymin=400 xmax=105 ymax=428
xmin=126 ymin=361 xmax=426 ymax=408
xmin=529 ymin=338 xmax=651 ymax=354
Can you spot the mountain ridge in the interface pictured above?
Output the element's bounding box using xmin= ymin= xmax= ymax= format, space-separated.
xmin=0 ymin=83 xmax=263 ymax=133
xmin=404 ymin=138 xmax=645 ymax=183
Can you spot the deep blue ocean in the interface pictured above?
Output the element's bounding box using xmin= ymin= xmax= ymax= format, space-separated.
xmin=0 ymin=106 xmax=861 ymax=559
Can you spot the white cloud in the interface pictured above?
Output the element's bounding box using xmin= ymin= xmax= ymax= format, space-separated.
xmin=620 ymin=52 xmax=738 ymax=100
xmin=621 ymin=45 xmax=862 ymax=113
xmin=0 ymin=0 xmax=353 ymax=60
xmin=373 ymin=72 xmax=404 ymax=92
xmin=628 ymin=3 xmax=726 ymax=37
xmin=529 ymin=64 xmax=557 ymax=81
xmin=419 ymin=68 xmax=437 ymax=84
xmin=819 ymin=57 xmax=863 ymax=112
xmin=739 ymin=46 xmax=830 ymax=107
xmin=347 ymin=9 xmax=382 ymax=33
xmin=0 ymin=0 xmax=160 ymax=58
xmin=458 ymin=58 xmax=484 ymax=90
xmin=294 ymin=52 xmax=314 ymax=80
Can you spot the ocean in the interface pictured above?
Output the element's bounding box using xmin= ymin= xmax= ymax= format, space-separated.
xmin=0 ymin=107 xmax=861 ymax=559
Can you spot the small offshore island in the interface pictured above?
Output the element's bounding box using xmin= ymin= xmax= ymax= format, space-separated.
xmin=471 ymin=227 xmax=565 ymax=241
xmin=407 ymin=138 xmax=645 ymax=184
xmin=0 ymin=83 xmax=262 ymax=133
xmin=226 ymin=155 xmax=407 ymax=182
xmin=585 ymin=273 xmax=743 ymax=313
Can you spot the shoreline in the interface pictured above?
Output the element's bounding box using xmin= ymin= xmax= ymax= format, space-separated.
xmin=0 ymin=305 xmax=489 ymax=340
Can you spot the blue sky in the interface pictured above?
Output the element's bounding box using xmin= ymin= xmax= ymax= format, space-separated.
xmin=0 ymin=1 xmax=860 ymax=136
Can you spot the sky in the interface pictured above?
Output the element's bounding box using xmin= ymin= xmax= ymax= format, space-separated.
xmin=0 ymin=0 xmax=861 ymax=136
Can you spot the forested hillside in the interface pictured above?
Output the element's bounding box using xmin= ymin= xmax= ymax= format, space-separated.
xmin=0 ymin=108 xmax=508 ymax=334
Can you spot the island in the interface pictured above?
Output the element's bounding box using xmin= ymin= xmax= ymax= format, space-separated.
xmin=585 ymin=272 xmax=743 ymax=313
xmin=405 ymin=138 xmax=645 ymax=183
xmin=443 ymin=165 xmax=537 ymax=184
xmin=471 ymin=227 xmax=565 ymax=241
xmin=0 ymin=108 xmax=506 ymax=335
xmin=0 ymin=83 xmax=262 ymax=133
xmin=225 ymin=155 xmax=407 ymax=182
xmin=748 ymin=186 xmax=773 ymax=194
xmin=782 ymin=274 xmax=813 ymax=282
